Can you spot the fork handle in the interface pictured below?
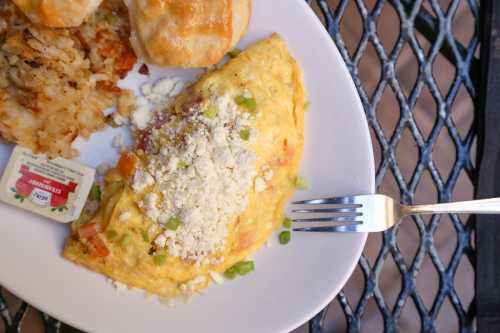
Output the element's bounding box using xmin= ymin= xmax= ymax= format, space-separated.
xmin=402 ymin=197 xmax=500 ymax=215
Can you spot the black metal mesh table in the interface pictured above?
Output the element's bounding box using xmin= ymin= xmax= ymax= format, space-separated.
xmin=1 ymin=0 xmax=494 ymax=332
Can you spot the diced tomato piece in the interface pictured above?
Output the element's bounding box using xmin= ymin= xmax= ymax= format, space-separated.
xmin=117 ymin=152 xmax=138 ymax=179
xmin=89 ymin=235 xmax=110 ymax=257
xmin=77 ymin=223 xmax=98 ymax=239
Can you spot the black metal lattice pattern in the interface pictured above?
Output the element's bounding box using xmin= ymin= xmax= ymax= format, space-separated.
xmin=0 ymin=0 xmax=479 ymax=332
xmin=307 ymin=0 xmax=478 ymax=332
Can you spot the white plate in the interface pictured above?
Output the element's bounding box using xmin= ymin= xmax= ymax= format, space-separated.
xmin=0 ymin=0 xmax=374 ymax=332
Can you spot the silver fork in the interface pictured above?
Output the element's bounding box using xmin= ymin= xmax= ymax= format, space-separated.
xmin=291 ymin=194 xmax=500 ymax=232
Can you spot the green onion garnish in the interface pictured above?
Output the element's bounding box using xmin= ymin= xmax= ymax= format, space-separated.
xmin=166 ymin=217 xmax=181 ymax=231
xmin=203 ymin=104 xmax=218 ymax=119
xmin=282 ymin=217 xmax=292 ymax=229
xmin=89 ymin=184 xmax=101 ymax=201
xmin=228 ymin=48 xmax=242 ymax=58
xmin=239 ymin=129 xmax=250 ymax=141
xmin=224 ymin=266 xmax=238 ymax=280
xmin=234 ymin=261 xmax=255 ymax=275
xmin=120 ymin=233 xmax=132 ymax=246
xmin=154 ymin=254 xmax=167 ymax=266
xmin=234 ymin=95 xmax=257 ymax=113
xmin=304 ymin=100 xmax=311 ymax=111
xmin=140 ymin=229 xmax=149 ymax=243
xmin=295 ymin=176 xmax=309 ymax=190
xmin=106 ymin=229 xmax=118 ymax=241
xmin=177 ymin=161 xmax=189 ymax=170
xmin=279 ymin=231 xmax=291 ymax=245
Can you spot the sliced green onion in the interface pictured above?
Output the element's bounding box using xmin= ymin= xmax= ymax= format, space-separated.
xmin=228 ymin=48 xmax=242 ymax=58
xmin=203 ymin=104 xmax=218 ymax=119
xmin=295 ymin=176 xmax=309 ymax=190
xmin=140 ymin=229 xmax=149 ymax=243
xmin=304 ymin=100 xmax=311 ymax=111
xmin=106 ymin=229 xmax=119 ymax=241
xmin=120 ymin=233 xmax=132 ymax=246
xmin=234 ymin=261 xmax=255 ymax=275
xmin=239 ymin=129 xmax=250 ymax=141
xmin=279 ymin=231 xmax=291 ymax=245
xmin=154 ymin=254 xmax=167 ymax=266
xmin=177 ymin=161 xmax=189 ymax=170
xmin=282 ymin=217 xmax=292 ymax=229
xmin=166 ymin=217 xmax=181 ymax=231
xmin=89 ymin=184 xmax=101 ymax=201
xmin=234 ymin=95 xmax=257 ymax=113
xmin=224 ymin=266 xmax=238 ymax=280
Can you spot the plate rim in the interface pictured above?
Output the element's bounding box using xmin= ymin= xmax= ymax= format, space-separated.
xmin=281 ymin=1 xmax=374 ymax=331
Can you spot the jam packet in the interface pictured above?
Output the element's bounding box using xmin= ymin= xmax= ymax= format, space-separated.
xmin=0 ymin=146 xmax=95 ymax=223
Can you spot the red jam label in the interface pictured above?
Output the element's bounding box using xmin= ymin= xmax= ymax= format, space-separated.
xmin=0 ymin=146 xmax=95 ymax=223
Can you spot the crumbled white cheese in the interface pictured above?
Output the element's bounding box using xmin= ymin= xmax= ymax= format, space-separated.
xmin=140 ymin=82 xmax=153 ymax=96
xmin=112 ymin=112 xmax=129 ymax=126
xmin=131 ymin=104 xmax=152 ymax=130
xmin=186 ymin=276 xmax=206 ymax=290
xmin=96 ymin=162 xmax=110 ymax=176
xmin=112 ymin=134 xmax=125 ymax=149
xmin=254 ymin=177 xmax=266 ymax=192
xmin=129 ymin=76 xmax=260 ymax=263
xmin=148 ymin=224 xmax=159 ymax=235
xmin=108 ymin=278 xmax=128 ymax=292
xmin=154 ymin=234 xmax=167 ymax=248
xmin=132 ymin=169 xmax=154 ymax=192
xmin=209 ymin=271 xmax=224 ymax=285
xmin=143 ymin=193 xmax=159 ymax=221
xmin=119 ymin=211 xmax=131 ymax=222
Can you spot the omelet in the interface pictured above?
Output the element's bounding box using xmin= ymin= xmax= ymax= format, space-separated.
xmin=63 ymin=34 xmax=305 ymax=300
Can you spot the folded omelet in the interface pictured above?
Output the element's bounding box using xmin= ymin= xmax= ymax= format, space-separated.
xmin=64 ymin=34 xmax=305 ymax=300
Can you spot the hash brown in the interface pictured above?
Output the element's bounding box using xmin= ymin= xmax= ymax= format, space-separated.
xmin=0 ymin=0 xmax=136 ymax=158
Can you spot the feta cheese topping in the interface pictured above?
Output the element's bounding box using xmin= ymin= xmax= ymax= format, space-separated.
xmin=130 ymin=81 xmax=261 ymax=263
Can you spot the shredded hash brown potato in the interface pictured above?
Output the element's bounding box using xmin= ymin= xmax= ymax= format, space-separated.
xmin=0 ymin=0 xmax=136 ymax=158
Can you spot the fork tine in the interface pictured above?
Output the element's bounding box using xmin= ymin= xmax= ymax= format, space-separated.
xmin=292 ymin=216 xmax=361 ymax=223
xmin=291 ymin=208 xmax=360 ymax=214
xmin=292 ymin=196 xmax=359 ymax=205
xmin=294 ymin=224 xmax=362 ymax=232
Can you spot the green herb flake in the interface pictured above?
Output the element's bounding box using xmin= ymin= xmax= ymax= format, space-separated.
xmin=166 ymin=217 xmax=182 ymax=231
xmin=120 ymin=233 xmax=132 ymax=246
xmin=282 ymin=217 xmax=292 ymax=229
xmin=234 ymin=261 xmax=255 ymax=275
xmin=154 ymin=254 xmax=167 ymax=266
xmin=239 ymin=129 xmax=251 ymax=141
xmin=295 ymin=176 xmax=309 ymax=190
xmin=106 ymin=229 xmax=119 ymax=241
xmin=203 ymin=104 xmax=218 ymax=119
xmin=234 ymin=95 xmax=257 ymax=113
xmin=140 ymin=229 xmax=149 ymax=243
xmin=177 ymin=161 xmax=189 ymax=170
xmin=304 ymin=100 xmax=311 ymax=111
xmin=228 ymin=48 xmax=242 ymax=58
xmin=89 ymin=184 xmax=101 ymax=201
xmin=279 ymin=231 xmax=291 ymax=245
xmin=224 ymin=266 xmax=238 ymax=280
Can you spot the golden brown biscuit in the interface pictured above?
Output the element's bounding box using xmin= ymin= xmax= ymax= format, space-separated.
xmin=13 ymin=0 xmax=103 ymax=27
xmin=125 ymin=0 xmax=251 ymax=67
